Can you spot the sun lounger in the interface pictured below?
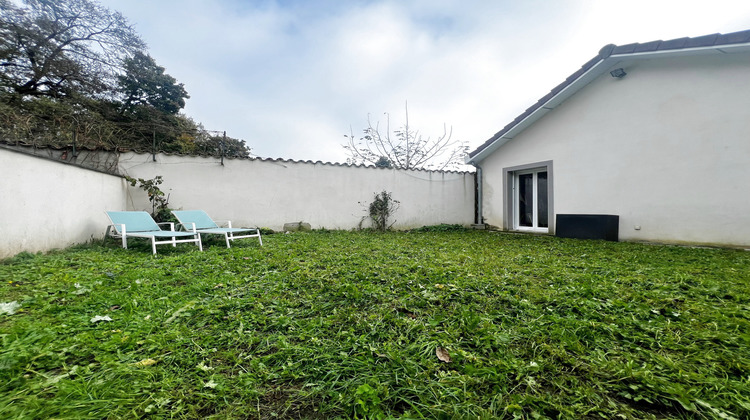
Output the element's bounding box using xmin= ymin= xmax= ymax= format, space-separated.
xmin=105 ymin=211 xmax=203 ymax=255
xmin=172 ymin=210 xmax=262 ymax=248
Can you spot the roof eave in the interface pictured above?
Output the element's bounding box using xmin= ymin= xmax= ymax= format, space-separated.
xmin=467 ymin=40 xmax=750 ymax=166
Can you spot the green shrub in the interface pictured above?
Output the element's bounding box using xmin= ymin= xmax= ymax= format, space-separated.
xmin=366 ymin=190 xmax=399 ymax=232
xmin=124 ymin=175 xmax=175 ymax=223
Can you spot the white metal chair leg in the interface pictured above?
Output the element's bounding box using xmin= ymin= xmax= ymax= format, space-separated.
xmin=120 ymin=224 xmax=128 ymax=249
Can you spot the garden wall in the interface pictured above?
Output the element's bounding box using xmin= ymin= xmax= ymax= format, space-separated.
xmin=118 ymin=152 xmax=475 ymax=232
xmin=0 ymin=147 xmax=127 ymax=259
xmin=0 ymin=147 xmax=475 ymax=259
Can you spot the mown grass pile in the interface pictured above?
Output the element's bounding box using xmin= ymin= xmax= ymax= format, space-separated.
xmin=1 ymin=230 xmax=749 ymax=419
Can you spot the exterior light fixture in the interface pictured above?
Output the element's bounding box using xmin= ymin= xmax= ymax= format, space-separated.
xmin=610 ymin=68 xmax=627 ymax=78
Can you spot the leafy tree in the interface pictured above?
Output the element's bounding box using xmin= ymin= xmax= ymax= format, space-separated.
xmin=0 ymin=0 xmax=144 ymax=98
xmin=170 ymin=117 xmax=251 ymax=158
xmin=344 ymin=103 xmax=467 ymax=171
xmin=0 ymin=0 xmax=251 ymax=161
xmin=0 ymin=93 xmax=124 ymax=149
xmin=117 ymin=52 xmax=188 ymax=115
xmin=204 ymin=132 xmax=251 ymax=159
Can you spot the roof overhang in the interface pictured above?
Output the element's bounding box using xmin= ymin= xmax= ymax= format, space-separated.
xmin=466 ymin=38 xmax=750 ymax=166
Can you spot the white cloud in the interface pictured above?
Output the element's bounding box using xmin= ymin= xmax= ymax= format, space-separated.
xmin=99 ymin=0 xmax=750 ymax=163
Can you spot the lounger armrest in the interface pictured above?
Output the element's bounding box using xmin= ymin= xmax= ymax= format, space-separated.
xmin=222 ymin=221 xmax=258 ymax=229
xmin=156 ymin=222 xmax=175 ymax=231
xmin=223 ymin=221 xmax=259 ymax=230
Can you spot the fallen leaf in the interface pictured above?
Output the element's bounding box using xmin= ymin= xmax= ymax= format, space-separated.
xmin=90 ymin=315 xmax=112 ymax=323
xmin=0 ymin=301 xmax=21 ymax=315
xmin=436 ymin=347 xmax=452 ymax=363
xmin=197 ymin=362 xmax=213 ymax=372
xmin=134 ymin=358 xmax=157 ymax=367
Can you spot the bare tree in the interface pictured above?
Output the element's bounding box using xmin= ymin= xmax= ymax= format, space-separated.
xmin=344 ymin=102 xmax=467 ymax=170
xmin=0 ymin=0 xmax=145 ymax=98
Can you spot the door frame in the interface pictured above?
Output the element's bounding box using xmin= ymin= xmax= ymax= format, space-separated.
xmin=503 ymin=160 xmax=554 ymax=233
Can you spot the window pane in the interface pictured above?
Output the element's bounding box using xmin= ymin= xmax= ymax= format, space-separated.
xmin=537 ymin=171 xmax=548 ymax=228
xmin=519 ymin=173 xmax=533 ymax=227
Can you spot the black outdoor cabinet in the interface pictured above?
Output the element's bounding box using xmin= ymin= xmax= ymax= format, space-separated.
xmin=555 ymin=214 xmax=619 ymax=241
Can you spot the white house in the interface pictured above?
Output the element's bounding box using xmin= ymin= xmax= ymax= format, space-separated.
xmin=467 ymin=30 xmax=750 ymax=248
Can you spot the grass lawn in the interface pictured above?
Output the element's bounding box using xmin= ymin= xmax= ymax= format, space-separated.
xmin=1 ymin=229 xmax=749 ymax=419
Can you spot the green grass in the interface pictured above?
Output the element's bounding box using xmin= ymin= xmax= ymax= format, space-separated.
xmin=1 ymin=231 xmax=749 ymax=419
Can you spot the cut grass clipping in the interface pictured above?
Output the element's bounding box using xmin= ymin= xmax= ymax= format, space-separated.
xmin=2 ymin=231 xmax=749 ymax=419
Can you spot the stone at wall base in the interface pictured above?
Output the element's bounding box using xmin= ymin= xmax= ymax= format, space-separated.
xmin=283 ymin=222 xmax=312 ymax=232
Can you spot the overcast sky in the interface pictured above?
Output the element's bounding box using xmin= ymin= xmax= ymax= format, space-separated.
xmin=98 ymin=0 xmax=750 ymax=164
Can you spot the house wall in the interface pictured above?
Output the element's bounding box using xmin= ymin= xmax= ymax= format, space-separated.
xmin=479 ymin=53 xmax=750 ymax=247
xmin=0 ymin=148 xmax=127 ymax=259
xmin=118 ymin=152 xmax=474 ymax=231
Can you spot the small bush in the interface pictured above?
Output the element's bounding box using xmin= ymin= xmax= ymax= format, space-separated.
xmin=124 ymin=175 xmax=175 ymax=223
xmin=366 ymin=191 xmax=399 ymax=232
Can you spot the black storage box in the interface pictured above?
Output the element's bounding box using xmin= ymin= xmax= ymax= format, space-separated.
xmin=555 ymin=214 xmax=619 ymax=241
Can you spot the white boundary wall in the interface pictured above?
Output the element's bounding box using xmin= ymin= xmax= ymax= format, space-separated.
xmin=1 ymin=148 xmax=127 ymax=259
xmin=118 ymin=152 xmax=475 ymax=232
xmin=1 ymin=147 xmax=475 ymax=258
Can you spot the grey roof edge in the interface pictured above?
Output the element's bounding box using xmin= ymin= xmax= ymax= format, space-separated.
xmin=250 ymin=156 xmax=474 ymax=174
xmin=467 ymin=29 xmax=750 ymax=164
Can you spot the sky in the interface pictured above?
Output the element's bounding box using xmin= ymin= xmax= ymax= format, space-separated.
xmin=97 ymin=0 xmax=750 ymax=164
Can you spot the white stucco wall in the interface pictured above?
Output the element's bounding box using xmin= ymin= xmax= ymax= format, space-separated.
xmin=0 ymin=148 xmax=127 ymax=259
xmin=479 ymin=53 xmax=750 ymax=247
xmin=118 ymin=153 xmax=475 ymax=231
xmin=1 ymin=146 xmax=473 ymax=258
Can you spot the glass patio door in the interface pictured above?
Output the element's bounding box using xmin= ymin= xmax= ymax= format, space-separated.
xmin=514 ymin=169 xmax=548 ymax=232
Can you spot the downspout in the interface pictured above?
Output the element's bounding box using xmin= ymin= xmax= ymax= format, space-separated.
xmin=473 ymin=164 xmax=484 ymax=227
